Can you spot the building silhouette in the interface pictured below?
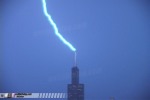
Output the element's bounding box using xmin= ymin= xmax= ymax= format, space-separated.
xmin=67 ymin=66 xmax=84 ymax=100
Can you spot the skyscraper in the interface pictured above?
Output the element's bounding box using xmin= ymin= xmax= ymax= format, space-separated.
xmin=67 ymin=66 xmax=84 ymax=100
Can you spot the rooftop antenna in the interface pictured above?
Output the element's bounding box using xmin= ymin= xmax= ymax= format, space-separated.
xmin=74 ymin=52 xmax=77 ymax=66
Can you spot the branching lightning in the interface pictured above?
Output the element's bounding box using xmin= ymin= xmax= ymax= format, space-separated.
xmin=42 ymin=0 xmax=76 ymax=52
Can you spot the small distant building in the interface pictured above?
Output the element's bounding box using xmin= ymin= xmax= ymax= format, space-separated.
xmin=110 ymin=96 xmax=115 ymax=100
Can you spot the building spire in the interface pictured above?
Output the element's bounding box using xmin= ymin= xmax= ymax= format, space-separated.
xmin=74 ymin=52 xmax=77 ymax=66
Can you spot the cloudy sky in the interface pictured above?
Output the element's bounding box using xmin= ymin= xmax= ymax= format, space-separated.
xmin=1 ymin=0 xmax=150 ymax=100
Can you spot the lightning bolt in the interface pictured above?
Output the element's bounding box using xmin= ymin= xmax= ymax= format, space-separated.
xmin=42 ymin=0 xmax=76 ymax=52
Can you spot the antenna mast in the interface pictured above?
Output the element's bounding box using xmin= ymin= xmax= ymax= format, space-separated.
xmin=74 ymin=52 xmax=77 ymax=66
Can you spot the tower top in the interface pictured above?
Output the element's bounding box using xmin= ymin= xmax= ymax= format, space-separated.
xmin=68 ymin=66 xmax=84 ymax=100
xmin=72 ymin=66 xmax=79 ymax=84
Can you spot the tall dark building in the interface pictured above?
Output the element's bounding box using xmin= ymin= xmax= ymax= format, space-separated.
xmin=67 ymin=66 xmax=84 ymax=100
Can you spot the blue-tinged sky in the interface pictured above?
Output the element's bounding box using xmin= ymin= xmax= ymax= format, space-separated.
xmin=1 ymin=0 xmax=150 ymax=100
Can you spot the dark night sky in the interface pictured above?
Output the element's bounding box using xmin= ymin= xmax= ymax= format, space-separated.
xmin=1 ymin=0 xmax=150 ymax=100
